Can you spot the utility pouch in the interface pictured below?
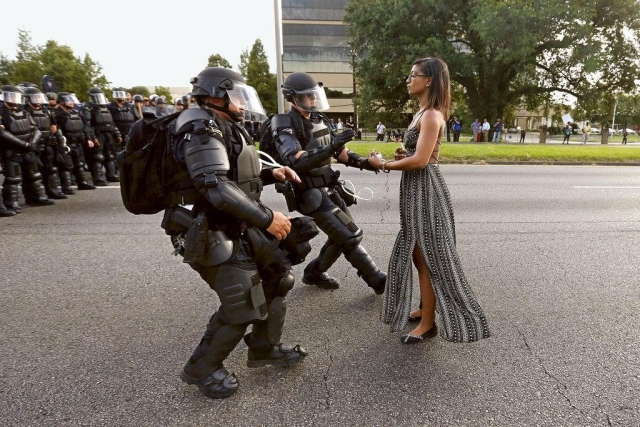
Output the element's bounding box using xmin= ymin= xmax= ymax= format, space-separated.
xmin=275 ymin=181 xmax=298 ymax=212
xmin=161 ymin=205 xmax=196 ymax=234
xmin=183 ymin=212 xmax=209 ymax=263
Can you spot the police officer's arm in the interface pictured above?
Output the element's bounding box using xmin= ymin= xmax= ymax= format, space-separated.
xmin=0 ymin=126 xmax=30 ymax=151
xmin=336 ymin=147 xmax=379 ymax=173
xmin=271 ymin=114 xmax=353 ymax=173
xmin=183 ymin=120 xmax=273 ymax=229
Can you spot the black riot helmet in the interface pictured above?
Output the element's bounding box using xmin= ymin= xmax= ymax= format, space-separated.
xmin=2 ymin=85 xmax=25 ymax=108
xmin=132 ymin=94 xmax=144 ymax=103
xmin=23 ymin=86 xmax=48 ymax=106
xmin=282 ymin=72 xmax=330 ymax=112
xmin=87 ymin=87 xmax=108 ymax=105
xmin=57 ymin=92 xmax=81 ymax=109
xmin=190 ymin=67 xmax=266 ymax=121
xmin=112 ymin=88 xmax=127 ymax=101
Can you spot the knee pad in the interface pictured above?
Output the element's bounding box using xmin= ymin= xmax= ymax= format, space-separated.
xmin=94 ymin=153 xmax=105 ymax=163
xmin=210 ymin=263 xmax=268 ymax=325
xmin=314 ymin=207 xmax=362 ymax=247
xmin=342 ymin=231 xmax=364 ymax=251
xmin=49 ymin=166 xmax=58 ymax=174
xmin=275 ymin=273 xmax=295 ymax=297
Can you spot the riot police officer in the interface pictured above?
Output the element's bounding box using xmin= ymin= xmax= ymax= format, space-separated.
xmin=263 ymin=72 xmax=386 ymax=293
xmin=0 ymin=85 xmax=54 ymax=211
xmin=107 ymin=89 xmax=136 ymax=147
xmin=160 ymin=67 xmax=308 ymax=399
xmin=131 ymin=94 xmax=145 ymax=121
xmin=155 ymin=96 xmax=168 ymax=117
xmin=1 ymin=91 xmax=31 ymax=216
xmin=23 ymin=86 xmax=68 ymax=200
xmin=55 ymin=92 xmax=96 ymax=191
xmin=82 ymin=87 xmax=122 ymax=184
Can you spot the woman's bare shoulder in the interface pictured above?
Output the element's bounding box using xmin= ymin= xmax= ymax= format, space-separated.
xmin=419 ymin=108 xmax=444 ymax=129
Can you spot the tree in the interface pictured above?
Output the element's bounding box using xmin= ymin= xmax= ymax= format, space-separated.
xmin=154 ymin=86 xmax=173 ymax=103
xmin=239 ymin=39 xmax=277 ymax=115
xmin=128 ymin=86 xmax=151 ymax=97
xmin=207 ymin=54 xmax=232 ymax=69
xmin=344 ymin=0 xmax=640 ymax=123
xmin=0 ymin=30 xmax=110 ymax=102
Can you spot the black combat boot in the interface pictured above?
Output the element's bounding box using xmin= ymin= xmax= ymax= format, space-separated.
xmin=302 ymin=242 xmax=342 ymax=289
xmin=180 ymin=365 xmax=238 ymax=399
xmin=343 ymin=245 xmax=387 ymax=295
xmin=244 ymin=334 xmax=307 ymax=368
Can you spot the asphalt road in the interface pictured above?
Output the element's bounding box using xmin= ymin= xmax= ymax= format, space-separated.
xmin=1 ymin=165 xmax=639 ymax=427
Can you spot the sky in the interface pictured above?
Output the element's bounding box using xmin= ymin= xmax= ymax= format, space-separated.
xmin=0 ymin=0 xmax=278 ymax=89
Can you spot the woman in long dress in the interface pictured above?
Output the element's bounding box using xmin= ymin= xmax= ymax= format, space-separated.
xmin=367 ymin=57 xmax=490 ymax=344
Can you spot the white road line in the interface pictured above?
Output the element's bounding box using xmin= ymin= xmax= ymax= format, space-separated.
xmin=573 ymin=186 xmax=640 ymax=189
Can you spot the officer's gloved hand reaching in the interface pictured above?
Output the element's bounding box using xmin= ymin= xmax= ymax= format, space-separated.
xmin=330 ymin=128 xmax=355 ymax=152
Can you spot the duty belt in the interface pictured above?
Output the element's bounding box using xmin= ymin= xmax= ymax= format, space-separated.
xmin=295 ymin=169 xmax=340 ymax=191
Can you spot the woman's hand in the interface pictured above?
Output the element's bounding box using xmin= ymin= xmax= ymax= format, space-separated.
xmin=394 ymin=147 xmax=407 ymax=160
xmin=367 ymin=151 xmax=383 ymax=170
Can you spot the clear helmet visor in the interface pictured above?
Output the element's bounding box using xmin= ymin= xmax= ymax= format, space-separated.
xmin=226 ymin=83 xmax=267 ymax=121
xmin=291 ymin=84 xmax=329 ymax=112
xmin=28 ymin=93 xmax=48 ymax=105
xmin=112 ymin=90 xmax=127 ymax=99
xmin=91 ymin=93 xmax=108 ymax=105
xmin=3 ymin=91 xmax=24 ymax=105
xmin=62 ymin=94 xmax=81 ymax=105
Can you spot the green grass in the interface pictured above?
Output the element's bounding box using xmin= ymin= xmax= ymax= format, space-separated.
xmin=343 ymin=141 xmax=640 ymax=163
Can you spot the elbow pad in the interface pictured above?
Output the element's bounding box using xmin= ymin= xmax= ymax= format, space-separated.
xmin=203 ymin=174 xmax=273 ymax=229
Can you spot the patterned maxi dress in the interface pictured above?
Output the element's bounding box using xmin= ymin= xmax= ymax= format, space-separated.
xmin=381 ymin=120 xmax=490 ymax=342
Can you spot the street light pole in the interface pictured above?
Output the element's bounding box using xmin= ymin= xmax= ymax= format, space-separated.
xmin=350 ymin=50 xmax=358 ymax=129
xmin=612 ymin=94 xmax=619 ymax=134
xmin=273 ymin=0 xmax=284 ymax=114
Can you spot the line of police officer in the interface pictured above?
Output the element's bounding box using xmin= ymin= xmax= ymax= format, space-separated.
xmin=0 ymin=84 xmax=157 ymax=216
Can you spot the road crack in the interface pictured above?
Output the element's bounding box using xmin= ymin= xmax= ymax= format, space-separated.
xmin=508 ymin=318 xmax=590 ymax=421
xmin=380 ymin=172 xmax=392 ymax=223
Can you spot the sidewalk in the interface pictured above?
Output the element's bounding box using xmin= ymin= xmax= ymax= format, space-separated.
xmin=454 ymin=132 xmax=640 ymax=146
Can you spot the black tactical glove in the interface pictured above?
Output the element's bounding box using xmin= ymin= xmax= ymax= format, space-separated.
xmin=330 ymin=128 xmax=355 ymax=152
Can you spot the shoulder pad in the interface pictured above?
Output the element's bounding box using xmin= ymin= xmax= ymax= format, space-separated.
xmin=271 ymin=114 xmax=293 ymax=130
xmin=174 ymin=108 xmax=215 ymax=134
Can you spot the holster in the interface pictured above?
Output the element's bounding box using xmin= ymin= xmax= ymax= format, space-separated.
xmin=183 ymin=212 xmax=209 ymax=263
xmin=275 ymin=181 xmax=298 ymax=212
xmin=182 ymin=211 xmax=234 ymax=266
xmin=336 ymin=181 xmax=357 ymax=207
xmin=161 ymin=206 xmax=195 ymax=234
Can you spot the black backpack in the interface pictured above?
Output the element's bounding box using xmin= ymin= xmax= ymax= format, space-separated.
xmin=116 ymin=111 xmax=186 ymax=215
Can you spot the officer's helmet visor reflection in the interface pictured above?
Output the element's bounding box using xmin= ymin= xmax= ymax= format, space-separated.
xmin=3 ymin=91 xmax=24 ymax=105
xmin=292 ymin=84 xmax=329 ymax=112
xmin=226 ymin=83 xmax=266 ymax=120
xmin=28 ymin=93 xmax=48 ymax=105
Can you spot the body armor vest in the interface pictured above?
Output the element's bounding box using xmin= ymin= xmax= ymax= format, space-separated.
xmin=110 ymin=103 xmax=135 ymax=126
xmin=92 ymin=105 xmax=116 ymax=131
xmin=27 ymin=107 xmax=52 ymax=137
xmin=212 ymin=116 xmax=263 ymax=201
xmin=62 ymin=110 xmax=85 ymax=140
xmin=303 ymin=117 xmax=333 ymax=176
xmin=5 ymin=109 xmax=32 ymax=141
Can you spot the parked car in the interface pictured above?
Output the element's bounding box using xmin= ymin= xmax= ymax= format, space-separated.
xmin=590 ymin=127 xmax=601 ymax=134
xmin=609 ymin=128 xmax=617 ymax=135
xmin=507 ymin=127 xmax=519 ymax=133
xmin=621 ymin=128 xmax=636 ymax=135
